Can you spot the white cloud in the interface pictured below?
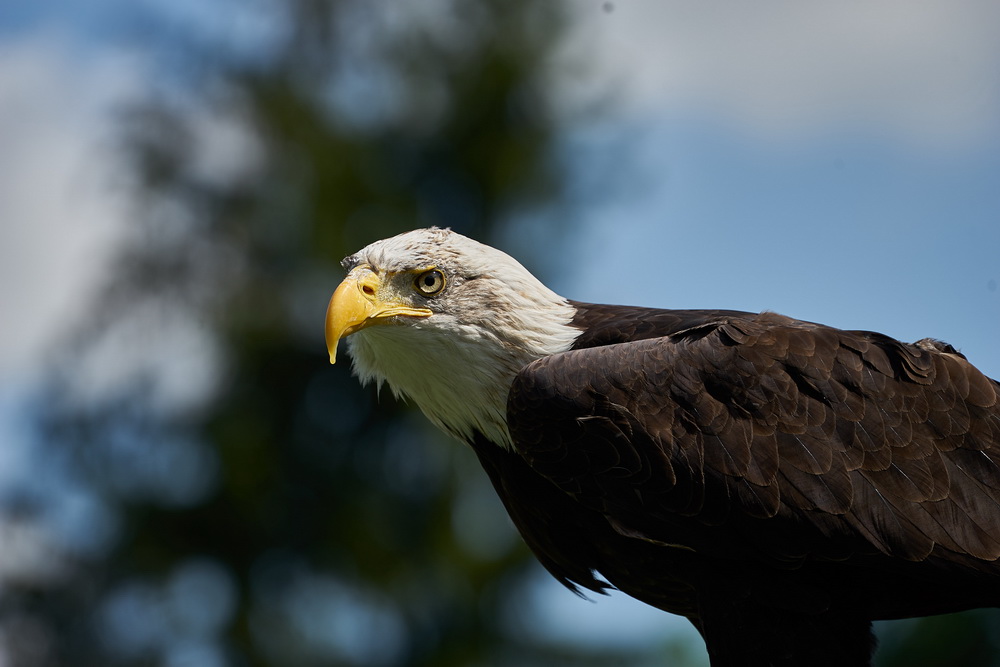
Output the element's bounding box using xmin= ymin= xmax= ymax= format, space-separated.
xmin=562 ymin=0 xmax=1000 ymax=149
xmin=0 ymin=35 xmax=142 ymax=382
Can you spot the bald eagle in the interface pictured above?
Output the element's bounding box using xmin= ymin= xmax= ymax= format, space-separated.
xmin=326 ymin=227 xmax=1000 ymax=666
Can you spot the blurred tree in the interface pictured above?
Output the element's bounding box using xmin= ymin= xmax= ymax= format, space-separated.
xmin=16 ymin=1 xmax=666 ymax=665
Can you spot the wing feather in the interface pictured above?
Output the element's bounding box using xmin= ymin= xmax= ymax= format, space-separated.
xmin=508 ymin=309 xmax=1000 ymax=574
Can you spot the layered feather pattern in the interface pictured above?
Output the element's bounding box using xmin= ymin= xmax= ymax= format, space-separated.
xmin=506 ymin=305 xmax=1000 ymax=618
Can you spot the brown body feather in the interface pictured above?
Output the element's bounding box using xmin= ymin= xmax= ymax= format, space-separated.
xmin=473 ymin=302 xmax=1000 ymax=666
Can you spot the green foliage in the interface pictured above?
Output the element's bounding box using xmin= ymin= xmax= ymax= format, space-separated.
xmin=876 ymin=611 xmax=1000 ymax=667
xmin=23 ymin=1 xmax=638 ymax=665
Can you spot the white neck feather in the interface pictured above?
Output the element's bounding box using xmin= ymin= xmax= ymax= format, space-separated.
xmin=346 ymin=292 xmax=578 ymax=449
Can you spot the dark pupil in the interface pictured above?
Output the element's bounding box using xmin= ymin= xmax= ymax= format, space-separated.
xmin=424 ymin=275 xmax=435 ymax=286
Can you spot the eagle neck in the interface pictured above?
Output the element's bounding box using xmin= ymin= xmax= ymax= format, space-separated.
xmin=348 ymin=298 xmax=581 ymax=449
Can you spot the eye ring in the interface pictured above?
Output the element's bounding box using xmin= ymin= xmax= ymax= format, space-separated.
xmin=414 ymin=269 xmax=446 ymax=296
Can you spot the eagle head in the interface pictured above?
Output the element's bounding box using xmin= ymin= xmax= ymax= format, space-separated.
xmin=325 ymin=227 xmax=578 ymax=446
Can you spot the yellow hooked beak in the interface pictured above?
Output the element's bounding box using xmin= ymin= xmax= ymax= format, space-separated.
xmin=325 ymin=268 xmax=433 ymax=363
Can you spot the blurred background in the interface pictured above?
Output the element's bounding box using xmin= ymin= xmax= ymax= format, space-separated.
xmin=1 ymin=1 xmax=999 ymax=665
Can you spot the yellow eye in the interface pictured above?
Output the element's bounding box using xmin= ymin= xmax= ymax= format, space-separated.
xmin=414 ymin=269 xmax=445 ymax=296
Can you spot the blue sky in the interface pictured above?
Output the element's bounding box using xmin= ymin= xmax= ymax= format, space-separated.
xmin=555 ymin=118 xmax=999 ymax=373
xmin=1 ymin=0 xmax=999 ymax=661
xmin=541 ymin=2 xmax=1000 ymax=382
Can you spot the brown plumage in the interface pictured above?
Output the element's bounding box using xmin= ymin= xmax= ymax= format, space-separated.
xmin=327 ymin=229 xmax=1000 ymax=666
xmin=491 ymin=303 xmax=1000 ymax=664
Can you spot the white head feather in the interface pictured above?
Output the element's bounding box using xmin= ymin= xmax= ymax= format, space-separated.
xmin=342 ymin=227 xmax=580 ymax=448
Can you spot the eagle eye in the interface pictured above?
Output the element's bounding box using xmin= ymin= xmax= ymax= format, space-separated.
xmin=414 ymin=269 xmax=445 ymax=296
